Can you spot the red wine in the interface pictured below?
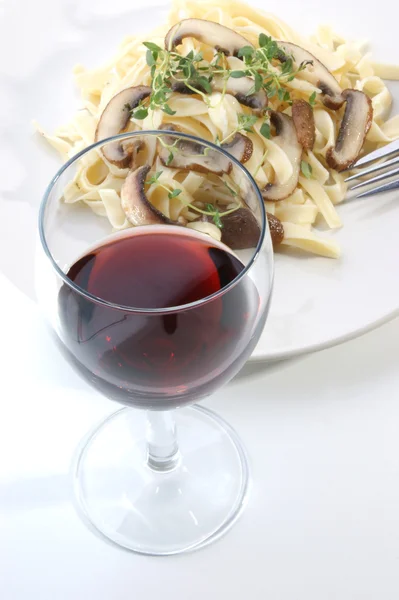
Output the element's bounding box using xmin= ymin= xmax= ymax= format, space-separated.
xmin=59 ymin=228 xmax=263 ymax=409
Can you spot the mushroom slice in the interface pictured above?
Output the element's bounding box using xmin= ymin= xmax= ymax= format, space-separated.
xmin=277 ymin=42 xmax=344 ymax=109
xmin=221 ymin=132 xmax=253 ymax=164
xmin=171 ymin=74 xmax=268 ymax=114
xmin=223 ymin=56 xmax=268 ymax=113
xmin=95 ymin=86 xmax=151 ymax=167
xmin=326 ymin=89 xmax=373 ymax=172
xmin=213 ymin=74 xmax=268 ymax=113
xmin=262 ymin=112 xmax=302 ymax=202
xmin=121 ymin=165 xmax=174 ymax=226
xmin=291 ymin=99 xmax=315 ymax=150
xmin=158 ymin=124 xmax=253 ymax=174
xmin=267 ymin=213 xmax=284 ymax=247
xmin=219 ymin=208 xmax=261 ymax=250
xmin=165 ymin=18 xmax=253 ymax=56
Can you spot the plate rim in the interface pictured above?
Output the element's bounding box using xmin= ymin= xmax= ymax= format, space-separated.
xmin=249 ymin=308 xmax=399 ymax=362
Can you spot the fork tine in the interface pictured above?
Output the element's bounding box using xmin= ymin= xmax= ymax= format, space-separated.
xmin=349 ymin=166 xmax=399 ymax=191
xmin=345 ymin=155 xmax=399 ymax=182
xmin=356 ymin=177 xmax=399 ymax=198
xmin=348 ymin=138 xmax=399 ymax=170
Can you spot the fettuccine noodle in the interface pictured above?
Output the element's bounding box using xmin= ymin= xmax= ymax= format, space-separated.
xmin=36 ymin=0 xmax=399 ymax=258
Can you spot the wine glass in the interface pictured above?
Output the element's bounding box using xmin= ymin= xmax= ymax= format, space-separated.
xmin=37 ymin=130 xmax=274 ymax=555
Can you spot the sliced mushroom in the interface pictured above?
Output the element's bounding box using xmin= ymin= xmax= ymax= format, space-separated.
xmin=221 ymin=132 xmax=253 ymax=164
xmin=171 ymin=73 xmax=267 ymax=114
xmin=219 ymin=208 xmax=261 ymax=250
xmin=95 ymin=86 xmax=151 ymax=167
xmin=121 ymin=165 xmax=174 ymax=226
xmin=198 ymin=209 xmax=282 ymax=249
xmin=158 ymin=124 xmax=253 ymax=174
xmin=277 ymin=42 xmax=344 ymax=110
xmin=222 ymin=56 xmax=268 ymax=113
xmin=158 ymin=125 xmax=229 ymax=174
xmin=262 ymin=112 xmax=302 ymax=202
xmin=291 ymin=99 xmax=315 ymax=150
xmin=326 ymin=90 xmax=373 ymax=171
xmin=165 ymin=18 xmax=253 ymax=56
xmin=267 ymin=213 xmax=284 ymax=247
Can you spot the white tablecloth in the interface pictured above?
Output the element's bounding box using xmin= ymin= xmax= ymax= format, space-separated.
xmin=2 ymin=275 xmax=399 ymax=600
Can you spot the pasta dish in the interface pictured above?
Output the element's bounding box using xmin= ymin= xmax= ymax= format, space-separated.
xmin=36 ymin=0 xmax=399 ymax=258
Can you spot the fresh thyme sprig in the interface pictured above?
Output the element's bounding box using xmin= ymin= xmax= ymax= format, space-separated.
xmin=253 ymin=149 xmax=269 ymax=179
xmin=146 ymin=170 xmax=163 ymax=185
xmin=206 ymin=204 xmax=222 ymax=228
xmin=146 ymin=170 xmax=182 ymax=199
xmin=235 ymin=34 xmax=312 ymax=101
xmin=190 ymin=202 xmax=240 ymax=228
xmin=238 ymin=113 xmax=259 ymax=133
xmin=131 ymin=33 xmax=314 ymax=121
xmin=145 ymin=170 xmax=240 ymax=228
xmin=308 ymin=91 xmax=317 ymax=107
xmin=222 ymin=179 xmax=239 ymax=197
xmin=130 ymin=42 xmax=227 ymax=119
xmin=216 ymin=112 xmax=271 ymax=146
xmin=300 ymin=160 xmax=313 ymax=179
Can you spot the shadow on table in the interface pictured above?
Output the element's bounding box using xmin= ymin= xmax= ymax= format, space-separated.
xmin=231 ymin=316 xmax=399 ymax=407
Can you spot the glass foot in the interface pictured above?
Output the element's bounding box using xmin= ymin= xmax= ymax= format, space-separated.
xmin=73 ymin=405 xmax=250 ymax=555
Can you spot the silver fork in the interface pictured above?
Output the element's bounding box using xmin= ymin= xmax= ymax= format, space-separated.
xmin=344 ymin=138 xmax=399 ymax=198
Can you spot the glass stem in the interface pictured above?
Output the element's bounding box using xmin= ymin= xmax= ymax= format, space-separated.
xmin=146 ymin=410 xmax=180 ymax=472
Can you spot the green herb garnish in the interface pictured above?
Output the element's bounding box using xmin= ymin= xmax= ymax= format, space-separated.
xmin=260 ymin=120 xmax=271 ymax=139
xmin=136 ymin=32 xmax=314 ymax=120
xmin=144 ymin=170 xmax=240 ymax=230
xmin=145 ymin=170 xmax=163 ymax=185
xmin=222 ymin=180 xmax=239 ymax=197
xmin=206 ymin=203 xmax=223 ymax=228
xmin=238 ymin=113 xmax=258 ymax=133
xmin=309 ymin=91 xmax=317 ymax=107
xmin=131 ymin=106 xmax=149 ymax=120
xmin=300 ymin=160 xmax=313 ymax=179
xmin=233 ymin=34 xmax=311 ymax=102
xmin=168 ymin=188 xmax=182 ymax=199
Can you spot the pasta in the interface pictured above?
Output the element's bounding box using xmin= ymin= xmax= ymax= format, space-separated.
xmin=36 ymin=0 xmax=399 ymax=258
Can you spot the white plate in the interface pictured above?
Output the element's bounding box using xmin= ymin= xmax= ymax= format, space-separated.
xmin=1 ymin=0 xmax=398 ymax=361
